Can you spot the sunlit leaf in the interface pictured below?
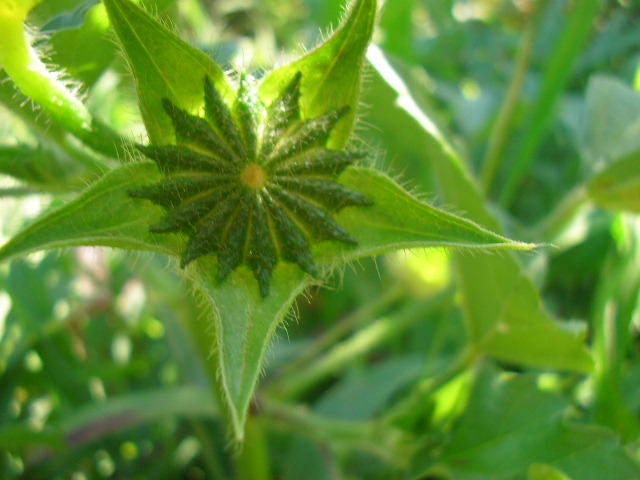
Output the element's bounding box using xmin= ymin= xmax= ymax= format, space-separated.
xmin=411 ymin=367 xmax=640 ymax=480
xmin=0 ymin=162 xmax=179 ymax=263
xmin=190 ymin=261 xmax=307 ymax=441
xmin=588 ymin=150 xmax=640 ymax=214
xmin=583 ymin=75 xmax=640 ymax=167
xmin=316 ymin=168 xmax=535 ymax=262
xmin=259 ymin=0 xmax=378 ymax=149
xmin=103 ymin=0 xmax=234 ymax=142
xmin=528 ymin=464 xmax=573 ymax=480
xmin=368 ymin=47 xmax=593 ymax=372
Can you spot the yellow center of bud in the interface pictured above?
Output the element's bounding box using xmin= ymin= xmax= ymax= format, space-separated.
xmin=241 ymin=163 xmax=267 ymax=189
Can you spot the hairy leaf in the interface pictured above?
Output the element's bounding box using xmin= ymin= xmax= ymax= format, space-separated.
xmin=103 ymin=0 xmax=234 ymax=143
xmin=259 ymin=0 xmax=378 ymax=149
xmin=0 ymin=162 xmax=178 ymax=263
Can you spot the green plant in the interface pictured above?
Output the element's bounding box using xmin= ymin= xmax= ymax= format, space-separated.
xmin=0 ymin=0 xmax=639 ymax=479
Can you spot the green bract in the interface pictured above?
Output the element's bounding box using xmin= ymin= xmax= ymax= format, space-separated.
xmin=130 ymin=73 xmax=372 ymax=297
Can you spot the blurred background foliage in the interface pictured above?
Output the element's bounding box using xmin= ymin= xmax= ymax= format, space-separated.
xmin=1 ymin=0 xmax=639 ymax=479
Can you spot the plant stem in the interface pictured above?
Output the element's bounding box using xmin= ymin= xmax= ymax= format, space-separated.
xmin=481 ymin=16 xmax=536 ymax=195
xmin=257 ymin=395 xmax=412 ymax=467
xmin=590 ymin=217 xmax=640 ymax=440
xmin=235 ymin=416 xmax=270 ymax=480
xmin=0 ymin=1 xmax=124 ymax=158
xmin=499 ymin=0 xmax=603 ymax=208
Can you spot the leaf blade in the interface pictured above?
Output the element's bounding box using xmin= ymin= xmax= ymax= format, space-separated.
xmin=412 ymin=367 xmax=640 ymax=480
xmin=368 ymin=47 xmax=593 ymax=372
xmin=259 ymin=0 xmax=378 ymax=149
xmin=189 ymin=261 xmax=307 ymax=442
xmin=588 ymin=149 xmax=640 ymax=214
xmin=0 ymin=162 xmax=179 ymax=263
xmin=314 ymin=167 xmax=535 ymax=262
xmin=103 ymin=0 xmax=234 ymax=142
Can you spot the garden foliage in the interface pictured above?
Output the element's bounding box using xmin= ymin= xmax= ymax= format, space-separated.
xmin=0 ymin=0 xmax=638 ymax=478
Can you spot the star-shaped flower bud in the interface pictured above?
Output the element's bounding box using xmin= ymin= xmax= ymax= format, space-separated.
xmin=130 ymin=73 xmax=372 ymax=297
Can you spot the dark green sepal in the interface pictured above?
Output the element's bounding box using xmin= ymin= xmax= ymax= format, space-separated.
xmin=180 ymin=191 xmax=243 ymax=266
xmin=203 ymin=76 xmax=246 ymax=158
xmin=216 ymin=197 xmax=252 ymax=283
xmin=233 ymin=75 xmax=262 ymax=162
xmin=267 ymin=106 xmax=350 ymax=166
xmin=270 ymin=187 xmax=357 ymax=244
xmin=273 ymin=150 xmax=365 ymax=177
xmin=138 ymin=144 xmax=235 ymax=173
xmin=264 ymin=193 xmax=319 ymax=278
xmin=247 ymin=196 xmax=278 ymax=297
xmin=261 ymin=72 xmax=302 ymax=158
xmin=162 ymin=99 xmax=238 ymax=164
xmin=129 ymin=174 xmax=230 ymax=208
xmin=150 ymin=185 xmax=236 ymax=233
xmin=274 ymin=177 xmax=373 ymax=211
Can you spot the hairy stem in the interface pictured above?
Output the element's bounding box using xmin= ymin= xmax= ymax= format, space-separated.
xmin=0 ymin=1 xmax=123 ymax=157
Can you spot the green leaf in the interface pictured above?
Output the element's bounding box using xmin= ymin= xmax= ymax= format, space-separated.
xmin=0 ymin=146 xmax=77 ymax=190
xmin=0 ymin=162 xmax=179 ymax=263
xmin=62 ymin=386 xmax=218 ymax=445
xmin=368 ymin=47 xmax=593 ymax=372
xmin=583 ymin=75 xmax=640 ymax=166
xmin=411 ymin=367 xmax=640 ymax=480
xmin=22 ymin=387 xmax=218 ymax=467
xmin=189 ymin=261 xmax=307 ymax=442
xmin=581 ymin=76 xmax=640 ymax=214
xmin=103 ymin=0 xmax=234 ymax=143
xmin=588 ymin=150 xmax=640 ymax=214
xmin=315 ymin=167 xmax=534 ymax=262
xmin=458 ymin=263 xmax=592 ymax=371
xmin=528 ymin=464 xmax=573 ymax=480
xmin=48 ymin=4 xmax=116 ymax=87
xmin=259 ymin=0 xmax=378 ymax=149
